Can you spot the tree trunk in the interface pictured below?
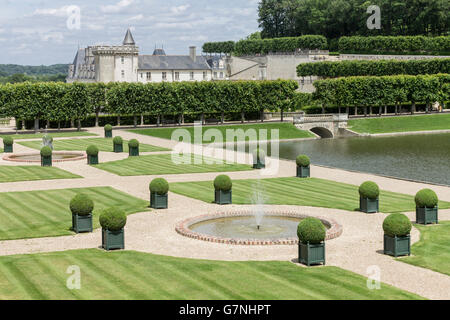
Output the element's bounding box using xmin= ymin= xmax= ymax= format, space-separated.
xmin=364 ymin=107 xmax=367 ymax=117
xmin=221 ymin=112 xmax=225 ymax=124
xmin=241 ymin=112 xmax=245 ymax=123
xmin=46 ymin=120 xmax=50 ymax=130
xmin=379 ymin=106 xmax=382 ymax=117
xmin=181 ymin=113 xmax=185 ymax=124
xmin=133 ymin=116 xmax=137 ymax=128
xmin=355 ymin=107 xmax=358 ymax=116
xmin=369 ymin=107 xmax=373 ymax=115
xmin=58 ymin=121 xmax=61 ymax=131
xmin=141 ymin=114 xmax=144 ymax=126
xmin=70 ymin=119 xmax=74 ymax=128
xmin=117 ymin=115 xmax=121 ymax=126
xmin=411 ymin=101 xmax=416 ymax=115
xmin=384 ymin=105 xmax=388 ymax=115
xmin=345 ymin=107 xmax=349 ymax=115
xmin=201 ymin=113 xmax=205 ymax=125
xmin=395 ymin=104 xmax=398 ymax=115
xmin=281 ymin=109 xmax=284 ymax=122
xmin=77 ymin=120 xmax=81 ymax=132
xmin=34 ymin=118 xmax=39 ymax=132
xmin=260 ymin=110 xmax=264 ymax=122
xmin=95 ymin=111 xmax=100 ymax=127
xmin=321 ymin=105 xmax=325 ymax=114
xmin=157 ymin=115 xmax=161 ymax=127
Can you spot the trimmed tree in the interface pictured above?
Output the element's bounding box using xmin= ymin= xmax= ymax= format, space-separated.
xmin=113 ymin=136 xmax=123 ymax=153
xmin=104 ymin=124 xmax=113 ymax=138
xmin=150 ymin=178 xmax=169 ymax=209
xmin=359 ymin=181 xmax=380 ymax=214
xmin=70 ymin=194 xmax=94 ymax=233
xmin=297 ymin=217 xmax=326 ymax=266
xmin=415 ymin=189 xmax=439 ymax=225
xmin=128 ymin=139 xmax=140 ymax=157
xmin=86 ymin=145 xmax=99 ymax=165
xmin=296 ymin=155 xmax=310 ymax=178
xmin=3 ymin=136 xmax=13 ymax=153
xmin=100 ymin=207 xmax=127 ymax=250
xmin=40 ymin=146 xmax=52 ymax=167
xmin=214 ymin=175 xmax=232 ymax=205
xmin=383 ymin=213 xmax=412 ymax=257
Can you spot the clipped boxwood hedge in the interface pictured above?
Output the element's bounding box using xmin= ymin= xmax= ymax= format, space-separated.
xmin=99 ymin=207 xmax=127 ymax=231
xmin=415 ymin=189 xmax=438 ymax=208
xmin=214 ymin=175 xmax=232 ymax=191
xmin=3 ymin=136 xmax=13 ymax=146
xmin=40 ymin=146 xmax=52 ymax=157
xmin=296 ymin=155 xmax=310 ymax=167
xmin=113 ymin=136 xmax=123 ymax=144
xmin=128 ymin=139 xmax=139 ymax=148
xmin=383 ymin=213 xmax=412 ymax=237
xmin=149 ymin=178 xmax=169 ymax=195
xmin=104 ymin=124 xmax=113 ymax=132
xmin=86 ymin=145 xmax=99 ymax=156
xmin=359 ymin=181 xmax=380 ymax=200
xmin=70 ymin=194 xmax=94 ymax=216
xmin=297 ymin=217 xmax=326 ymax=244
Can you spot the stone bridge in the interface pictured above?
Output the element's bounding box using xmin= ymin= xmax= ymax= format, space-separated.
xmin=293 ymin=114 xmax=350 ymax=138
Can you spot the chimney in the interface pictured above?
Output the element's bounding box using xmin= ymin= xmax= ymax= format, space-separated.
xmin=189 ymin=46 xmax=196 ymax=62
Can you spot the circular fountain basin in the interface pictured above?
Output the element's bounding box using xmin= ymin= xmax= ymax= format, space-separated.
xmin=3 ymin=152 xmax=87 ymax=163
xmin=176 ymin=210 xmax=343 ymax=246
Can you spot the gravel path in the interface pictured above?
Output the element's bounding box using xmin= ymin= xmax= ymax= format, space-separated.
xmin=0 ymin=126 xmax=449 ymax=300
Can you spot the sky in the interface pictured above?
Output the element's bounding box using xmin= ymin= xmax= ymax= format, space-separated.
xmin=0 ymin=0 xmax=260 ymax=65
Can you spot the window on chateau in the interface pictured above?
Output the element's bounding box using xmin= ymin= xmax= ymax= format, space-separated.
xmin=121 ymin=70 xmax=125 ymax=78
xmin=121 ymin=56 xmax=124 ymax=64
xmin=162 ymin=72 xmax=167 ymax=81
xmin=146 ymin=72 xmax=152 ymax=80
xmin=214 ymin=72 xmax=218 ymax=78
xmin=140 ymin=73 xmax=143 ymax=79
xmin=203 ymin=72 xmax=207 ymax=80
xmin=220 ymin=72 xmax=224 ymax=79
xmin=190 ymin=72 xmax=194 ymax=80
xmin=175 ymin=72 xmax=180 ymax=81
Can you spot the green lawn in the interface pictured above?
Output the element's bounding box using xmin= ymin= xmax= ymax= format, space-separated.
xmin=401 ymin=222 xmax=450 ymax=276
xmin=0 ymin=187 xmax=149 ymax=241
xmin=1 ymin=131 xmax=97 ymax=140
xmin=0 ymin=249 xmax=423 ymax=300
xmin=94 ymin=154 xmax=253 ymax=176
xmin=129 ymin=123 xmax=314 ymax=143
xmin=348 ymin=114 xmax=450 ymax=134
xmin=0 ymin=166 xmax=81 ymax=183
xmin=170 ymin=177 xmax=450 ymax=213
xmin=18 ymin=138 xmax=170 ymax=153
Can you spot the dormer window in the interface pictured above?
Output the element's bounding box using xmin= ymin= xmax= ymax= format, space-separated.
xmin=121 ymin=56 xmax=125 ymax=64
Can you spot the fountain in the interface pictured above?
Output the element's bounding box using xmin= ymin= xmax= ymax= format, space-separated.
xmin=251 ymin=181 xmax=266 ymax=231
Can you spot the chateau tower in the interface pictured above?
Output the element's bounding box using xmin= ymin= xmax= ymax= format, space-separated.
xmin=92 ymin=28 xmax=139 ymax=83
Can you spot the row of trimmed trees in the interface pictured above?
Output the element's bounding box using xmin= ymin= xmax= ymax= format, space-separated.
xmin=0 ymin=80 xmax=299 ymax=130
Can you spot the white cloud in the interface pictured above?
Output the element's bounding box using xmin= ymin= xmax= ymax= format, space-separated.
xmin=101 ymin=0 xmax=134 ymax=13
xmin=170 ymin=5 xmax=190 ymax=15
xmin=32 ymin=6 xmax=72 ymax=17
xmin=127 ymin=14 xmax=144 ymax=21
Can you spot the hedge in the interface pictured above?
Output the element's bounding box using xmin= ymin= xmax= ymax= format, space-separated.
xmin=383 ymin=214 xmax=412 ymax=237
xmin=40 ymin=146 xmax=52 ymax=157
xmin=202 ymin=41 xmax=235 ymax=54
xmin=149 ymin=178 xmax=169 ymax=195
xmin=99 ymin=207 xmax=127 ymax=231
xmin=86 ymin=145 xmax=99 ymax=156
xmin=415 ymin=189 xmax=439 ymax=208
xmin=70 ymin=194 xmax=94 ymax=216
xmin=297 ymin=59 xmax=450 ymax=78
xmin=297 ymin=217 xmax=326 ymax=244
xmin=338 ymin=36 xmax=450 ymax=55
xmin=359 ymin=181 xmax=380 ymax=200
xmin=214 ymin=175 xmax=232 ymax=192
xmin=296 ymin=155 xmax=310 ymax=167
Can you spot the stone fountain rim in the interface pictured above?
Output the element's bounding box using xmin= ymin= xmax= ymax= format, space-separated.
xmin=3 ymin=151 xmax=87 ymax=163
xmin=175 ymin=209 xmax=343 ymax=246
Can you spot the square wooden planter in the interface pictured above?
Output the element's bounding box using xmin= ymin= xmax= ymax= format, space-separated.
xmin=215 ymin=190 xmax=232 ymax=205
xmin=298 ymin=242 xmax=326 ymax=266
xmin=41 ymin=155 xmax=52 ymax=167
xmin=102 ymin=229 xmax=125 ymax=251
xmin=129 ymin=146 xmax=139 ymax=157
xmin=88 ymin=155 xmax=99 ymax=165
xmin=360 ymin=197 xmax=379 ymax=214
xmin=105 ymin=131 xmax=112 ymax=138
xmin=113 ymin=143 xmax=123 ymax=153
xmin=297 ymin=166 xmax=310 ymax=178
xmin=4 ymin=144 xmax=13 ymax=153
xmin=416 ymin=206 xmax=438 ymax=225
xmin=72 ymin=214 xmax=93 ymax=233
xmin=384 ymin=234 xmax=410 ymax=257
xmin=151 ymin=192 xmax=168 ymax=209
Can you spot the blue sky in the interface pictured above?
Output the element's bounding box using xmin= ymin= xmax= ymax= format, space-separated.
xmin=0 ymin=0 xmax=259 ymax=65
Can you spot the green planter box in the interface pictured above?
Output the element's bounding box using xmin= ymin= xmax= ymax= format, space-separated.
xmin=253 ymin=160 xmax=265 ymax=169
xmin=102 ymin=229 xmax=125 ymax=251
xmin=151 ymin=192 xmax=168 ymax=209
xmin=4 ymin=144 xmax=13 ymax=153
xmin=298 ymin=242 xmax=326 ymax=266
xmin=215 ymin=190 xmax=232 ymax=205
xmin=113 ymin=143 xmax=123 ymax=153
xmin=416 ymin=206 xmax=438 ymax=225
xmin=129 ymin=146 xmax=139 ymax=157
xmin=360 ymin=197 xmax=379 ymax=214
xmin=41 ymin=155 xmax=52 ymax=167
xmin=297 ymin=166 xmax=310 ymax=178
xmin=105 ymin=130 xmax=112 ymax=138
xmin=384 ymin=234 xmax=410 ymax=257
xmin=72 ymin=214 xmax=93 ymax=233
xmin=88 ymin=155 xmax=99 ymax=165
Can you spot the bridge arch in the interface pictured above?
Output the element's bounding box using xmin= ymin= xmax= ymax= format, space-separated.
xmin=310 ymin=127 xmax=334 ymax=139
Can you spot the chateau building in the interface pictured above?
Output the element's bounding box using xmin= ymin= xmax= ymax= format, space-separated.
xmin=67 ymin=29 xmax=218 ymax=83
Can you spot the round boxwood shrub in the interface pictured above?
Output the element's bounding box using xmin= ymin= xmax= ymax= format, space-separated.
xmin=297 ymin=217 xmax=326 ymax=244
xmin=70 ymin=194 xmax=94 ymax=216
xmin=104 ymin=124 xmax=113 ymax=132
xmin=415 ymin=189 xmax=438 ymax=208
xmin=359 ymin=181 xmax=380 ymax=200
xmin=253 ymin=148 xmax=265 ymax=161
xmin=383 ymin=213 xmax=412 ymax=237
xmin=296 ymin=155 xmax=310 ymax=167
xmin=3 ymin=136 xmax=13 ymax=146
xmin=149 ymin=178 xmax=169 ymax=195
xmin=99 ymin=207 xmax=127 ymax=231
xmin=214 ymin=175 xmax=232 ymax=191
xmin=128 ymin=139 xmax=139 ymax=148
xmin=40 ymin=146 xmax=52 ymax=157
xmin=86 ymin=145 xmax=99 ymax=156
xmin=113 ymin=136 xmax=123 ymax=144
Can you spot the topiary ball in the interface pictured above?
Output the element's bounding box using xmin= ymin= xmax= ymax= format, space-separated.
xmin=296 ymin=155 xmax=310 ymax=167
xmin=70 ymin=194 xmax=94 ymax=216
xmin=415 ymin=189 xmax=438 ymax=208
xmin=3 ymin=136 xmax=13 ymax=146
xmin=149 ymin=178 xmax=169 ymax=195
xmin=86 ymin=145 xmax=99 ymax=156
xmin=214 ymin=175 xmax=232 ymax=191
xmin=104 ymin=124 xmax=113 ymax=132
xmin=99 ymin=207 xmax=127 ymax=231
xmin=253 ymin=148 xmax=265 ymax=161
xmin=40 ymin=146 xmax=52 ymax=157
xmin=359 ymin=181 xmax=380 ymax=200
xmin=128 ymin=139 xmax=139 ymax=148
xmin=297 ymin=217 xmax=326 ymax=244
xmin=113 ymin=136 xmax=123 ymax=144
xmin=383 ymin=213 xmax=412 ymax=237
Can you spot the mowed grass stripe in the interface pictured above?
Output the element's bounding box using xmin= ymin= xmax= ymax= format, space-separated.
xmin=94 ymin=154 xmax=253 ymax=176
xmin=0 ymin=166 xmax=80 ymax=183
xmin=0 ymin=187 xmax=148 ymax=241
xmin=1 ymin=132 xmax=97 ymax=140
xmin=18 ymin=138 xmax=170 ymax=153
xmin=170 ymin=177 xmax=450 ymax=213
xmin=0 ymin=250 xmax=423 ymax=300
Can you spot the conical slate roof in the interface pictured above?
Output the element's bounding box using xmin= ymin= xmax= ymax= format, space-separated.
xmin=123 ymin=28 xmax=135 ymax=45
